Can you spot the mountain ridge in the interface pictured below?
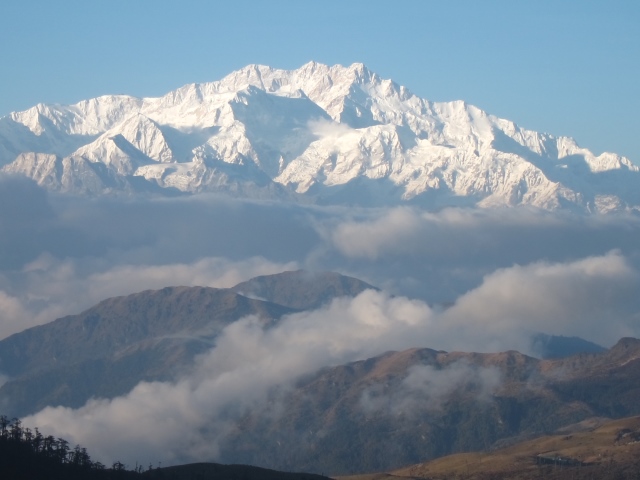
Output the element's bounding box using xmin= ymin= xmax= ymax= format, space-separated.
xmin=1 ymin=62 xmax=638 ymax=212
xmin=218 ymin=338 xmax=640 ymax=474
xmin=0 ymin=270 xmax=376 ymax=416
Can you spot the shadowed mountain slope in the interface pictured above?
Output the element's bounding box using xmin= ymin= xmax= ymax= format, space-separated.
xmin=216 ymin=339 xmax=640 ymax=475
xmin=0 ymin=271 xmax=372 ymax=417
xmin=230 ymin=269 xmax=376 ymax=309
xmin=0 ymin=286 xmax=294 ymax=378
xmin=531 ymin=333 xmax=606 ymax=359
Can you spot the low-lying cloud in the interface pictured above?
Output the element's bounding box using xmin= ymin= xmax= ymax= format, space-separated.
xmin=330 ymin=207 xmax=421 ymax=260
xmin=3 ymin=174 xmax=640 ymax=467
xmin=308 ymin=118 xmax=354 ymax=138
xmin=21 ymin=251 xmax=640 ymax=466
xmin=441 ymin=251 xmax=640 ymax=350
xmin=322 ymin=205 xmax=640 ymax=301
xmin=3 ymin=175 xmax=640 ymax=337
xmin=23 ymin=290 xmax=435 ymax=466
xmin=360 ymin=361 xmax=502 ymax=416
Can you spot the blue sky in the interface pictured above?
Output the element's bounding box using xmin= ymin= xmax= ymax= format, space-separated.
xmin=2 ymin=0 xmax=639 ymax=162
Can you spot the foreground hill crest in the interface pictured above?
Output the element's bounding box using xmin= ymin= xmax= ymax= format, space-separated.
xmin=1 ymin=62 xmax=639 ymax=212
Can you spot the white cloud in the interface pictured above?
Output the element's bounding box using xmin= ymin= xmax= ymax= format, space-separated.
xmin=361 ymin=361 xmax=502 ymax=416
xmin=22 ymin=252 xmax=640 ymax=466
xmin=308 ymin=118 xmax=354 ymax=138
xmin=83 ymin=256 xmax=298 ymax=301
xmin=0 ymin=290 xmax=31 ymax=339
xmin=2 ymin=176 xmax=640 ymax=468
xmin=330 ymin=207 xmax=423 ymax=259
xmin=23 ymin=289 xmax=435 ymax=466
xmin=441 ymin=251 xmax=640 ymax=349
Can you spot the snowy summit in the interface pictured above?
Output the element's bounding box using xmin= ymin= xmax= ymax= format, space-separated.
xmin=0 ymin=62 xmax=638 ymax=213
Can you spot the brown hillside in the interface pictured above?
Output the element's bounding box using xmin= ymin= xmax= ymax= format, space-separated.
xmin=219 ymin=340 xmax=640 ymax=475
xmin=376 ymin=415 xmax=640 ymax=480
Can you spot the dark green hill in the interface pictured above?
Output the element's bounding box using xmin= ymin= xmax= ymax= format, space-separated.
xmin=0 ymin=286 xmax=294 ymax=417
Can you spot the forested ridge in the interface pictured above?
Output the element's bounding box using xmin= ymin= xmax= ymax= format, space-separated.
xmin=0 ymin=415 xmax=141 ymax=479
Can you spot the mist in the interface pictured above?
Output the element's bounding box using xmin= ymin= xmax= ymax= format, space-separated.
xmin=360 ymin=361 xmax=502 ymax=417
xmin=4 ymin=176 xmax=640 ymax=340
xmin=2 ymin=175 xmax=640 ymax=466
xmin=21 ymin=252 xmax=640 ymax=466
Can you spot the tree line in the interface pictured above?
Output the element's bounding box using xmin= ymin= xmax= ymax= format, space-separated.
xmin=0 ymin=414 xmax=141 ymax=479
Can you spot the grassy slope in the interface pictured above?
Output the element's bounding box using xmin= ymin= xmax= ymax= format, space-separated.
xmin=337 ymin=416 xmax=640 ymax=480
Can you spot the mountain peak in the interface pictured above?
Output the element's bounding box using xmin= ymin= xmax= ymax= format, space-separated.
xmin=299 ymin=60 xmax=325 ymax=71
xmin=231 ymin=269 xmax=376 ymax=310
xmin=2 ymin=62 xmax=639 ymax=212
xmin=346 ymin=61 xmax=372 ymax=80
xmin=236 ymin=63 xmax=276 ymax=79
xmin=611 ymin=337 xmax=640 ymax=354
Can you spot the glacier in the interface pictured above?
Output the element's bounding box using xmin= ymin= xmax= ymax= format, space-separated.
xmin=0 ymin=61 xmax=638 ymax=213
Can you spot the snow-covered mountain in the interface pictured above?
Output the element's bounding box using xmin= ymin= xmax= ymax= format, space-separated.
xmin=1 ymin=62 xmax=638 ymax=212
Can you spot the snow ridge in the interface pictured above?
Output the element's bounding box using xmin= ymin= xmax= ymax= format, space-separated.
xmin=1 ymin=62 xmax=638 ymax=212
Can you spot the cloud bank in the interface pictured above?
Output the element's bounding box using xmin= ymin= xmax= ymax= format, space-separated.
xmin=2 ymin=175 xmax=640 ymax=467
xmin=360 ymin=361 xmax=502 ymax=417
xmin=22 ymin=252 xmax=640 ymax=466
xmin=3 ymin=175 xmax=640 ymax=339
xmin=23 ymin=290 xmax=435 ymax=465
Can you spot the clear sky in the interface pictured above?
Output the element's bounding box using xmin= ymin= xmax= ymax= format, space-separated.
xmin=2 ymin=0 xmax=639 ymax=162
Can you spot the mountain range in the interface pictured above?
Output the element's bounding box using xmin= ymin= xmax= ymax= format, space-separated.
xmin=1 ymin=62 xmax=639 ymax=212
xmin=1 ymin=270 xmax=639 ymax=475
